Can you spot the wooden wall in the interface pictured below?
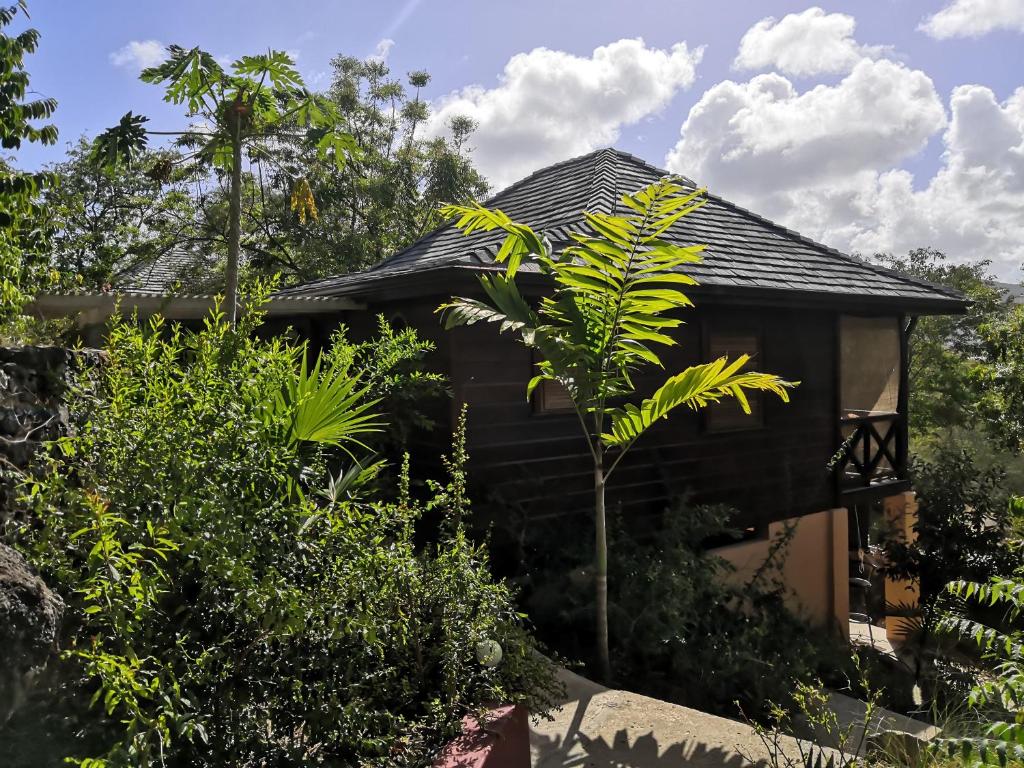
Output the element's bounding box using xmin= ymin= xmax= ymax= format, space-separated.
xmin=315 ymin=298 xmax=841 ymax=531
xmin=442 ymin=303 xmax=838 ymax=530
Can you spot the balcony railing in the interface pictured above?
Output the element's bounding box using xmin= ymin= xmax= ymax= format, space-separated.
xmin=834 ymin=410 xmax=907 ymax=495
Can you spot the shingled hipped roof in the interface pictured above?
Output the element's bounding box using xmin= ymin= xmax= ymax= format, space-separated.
xmin=278 ymin=148 xmax=965 ymax=314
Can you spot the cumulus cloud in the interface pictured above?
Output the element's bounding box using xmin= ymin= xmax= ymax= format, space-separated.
xmin=667 ymin=59 xmax=946 ymax=197
xmin=920 ymin=0 xmax=1024 ymax=39
xmin=844 ymin=86 xmax=1024 ymax=273
xmin=425 ymin=38 xmax=703 ymax=189
xmin=734 ymin=7 xmax=889 ymax=77
xmin=666 ymin=58 xmax=1024 ymax=275
xmin=109 ymin=40 xmax=167 ymax=71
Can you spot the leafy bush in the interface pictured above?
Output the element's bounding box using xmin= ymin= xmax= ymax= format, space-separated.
xmin=936 ymin=578 xmax=1024 ymax=765
xmin=520 ymin=500 xmax=848 ymax=717
xmin=4 ymin=301 xmax=559 ymax=767
xmin=880 ymin=445 xmax=1019 ymax=696
xmin=884 ymin=446 xmax=1018 ymax=608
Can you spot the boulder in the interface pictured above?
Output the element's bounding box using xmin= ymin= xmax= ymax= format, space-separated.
xmin=0 ymin=543 xmax=63 ymax=728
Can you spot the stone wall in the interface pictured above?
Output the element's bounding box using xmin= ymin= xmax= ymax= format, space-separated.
xmin=0 ymin=345 xmax=100 ymax=729
xmin=1 ymin=346 xmax=103 ymax=519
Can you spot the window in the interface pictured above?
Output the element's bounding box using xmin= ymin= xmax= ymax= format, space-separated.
xmin=705 ymin=331 xmax=764 ymax=433
xmin=531 ymin=352 xmax=575 ymax=413
xmin=535 ymin=377 xmax=575 ymax=413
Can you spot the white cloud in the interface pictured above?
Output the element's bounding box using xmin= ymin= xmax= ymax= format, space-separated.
xmin=666 ymin=59 xmax=1024 ymax=276
xmin=734 ymin=7 xmax=889 ymax=77
xmin=844 ymin=86 xmax=1024 ymax=273
xmin=667 ymin=59 xmax=946 ymax=197
xmin=369 ymin=38 xmax=395 ymax=63
xmin=109 ymin=40 xmax=167 ymax=72
xmin=920 ymin=0 xmax=1024 ymax=39
xmin=425 ymin=38 xmax=703 ymax=190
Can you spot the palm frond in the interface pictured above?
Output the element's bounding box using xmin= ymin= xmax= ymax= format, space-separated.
xmin=439 ymin=202 xmax=547 ymax=276
xmin=270 ymin=347 xmax=382 ymax=457
xmin=602 ymin=356 xmax=798 ymax=448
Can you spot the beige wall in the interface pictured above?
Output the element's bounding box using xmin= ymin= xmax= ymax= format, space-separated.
xmin=883 ymin=491 xmax=920 ymax=643
xmin=712 ymin=508 xmax=850 ymax=637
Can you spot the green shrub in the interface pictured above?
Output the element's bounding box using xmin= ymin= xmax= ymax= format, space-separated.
xmin=883 ymin=446 xmax=1018 ymax=608
xmin=880 ymin=445 xmax=1019 ymax=701
xmin=4 ymin=300 xmax=559 ymax=767
xmin=935 ymin=578 xmax=1024 ymax=766
xmin=520 ymin=500 xmax=848 ymax=717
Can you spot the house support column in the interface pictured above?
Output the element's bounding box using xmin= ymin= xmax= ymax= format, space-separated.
xmin=883 ymin=491 xmax=920 ymax=644
xmin=830 ymin=507 xmax=850 ymax=640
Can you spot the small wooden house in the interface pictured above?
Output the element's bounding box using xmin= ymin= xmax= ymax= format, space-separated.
xmin=275 ymin=149 xmax=966 ymax=634
xmin=34 ymin=148 xmax=966 ymax=634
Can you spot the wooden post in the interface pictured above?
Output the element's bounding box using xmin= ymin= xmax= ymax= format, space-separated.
xmin=897 ymin=314 xmax=910 ymax=479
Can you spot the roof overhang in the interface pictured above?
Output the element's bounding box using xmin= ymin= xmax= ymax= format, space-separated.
xmin=285 ymin=264 xmax=968 ymax=317
xmin=28 ymin=291 xmax=365 ymax=327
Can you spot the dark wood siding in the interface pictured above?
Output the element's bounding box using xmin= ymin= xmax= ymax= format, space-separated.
xmin=446 ymin=303 xmax=837 ymax=530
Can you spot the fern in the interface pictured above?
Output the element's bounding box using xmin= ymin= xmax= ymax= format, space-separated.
xmin=935 ymin=577 xmax=1024 ymax=765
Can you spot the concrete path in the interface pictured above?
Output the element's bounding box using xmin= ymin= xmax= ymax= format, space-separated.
xmin=530 ymin=668 xmax=815 ymax=768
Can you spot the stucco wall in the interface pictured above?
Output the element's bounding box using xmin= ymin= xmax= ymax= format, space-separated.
xmin=711 ymin=507 xmax=850 ymax=636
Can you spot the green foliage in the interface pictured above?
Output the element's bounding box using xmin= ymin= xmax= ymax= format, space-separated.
xmin=440 ymin=180 xmax=796 ymax=464
xmin=440 ymin=178 xmax=796 ymax=676
xmin=228 ymin=56 xmax=488 ymax=283
xmin=882 ymin=446 xmax=1019 ymax=621
xmin=977 ymin=304 xmax=1024 ymax=455
xmin=92 ymin=44 xmax=358 ymax=320
xmin=0 ymin=1 xmax=58 ymax=322
xmin=745 ymin=660 xmax=883 ymax=768
xmin=522 ymin=501 xmax=847 ymax=717
xmin=5 ymin=295 xmax=558 ymax=767
xmin=870 ymin=248 xmax=1024 ymax=461
xmin=44 ymin=138 xmax=199 ymax=290
xmin=936 ymin=578 xmax=1024 ymax=766
xmin=94 ymin=46 xmax=355 ymax=175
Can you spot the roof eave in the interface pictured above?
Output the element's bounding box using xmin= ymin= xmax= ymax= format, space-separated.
xmin=28 ymin=291 xmax=366 ymax=326
xmin=279 ymin=264 xmax=967 ymax=316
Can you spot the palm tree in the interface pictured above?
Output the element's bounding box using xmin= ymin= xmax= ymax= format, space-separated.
xmin=439 ymin=178 xmax=797 ymax=680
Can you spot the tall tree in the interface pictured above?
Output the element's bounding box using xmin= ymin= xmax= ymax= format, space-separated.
xmin=45 ymin=139 xmax=197 ymax=289
xmin=439 ymin=179 xmax=796 ymax=679
xmin=92 ymin=46 xmax=356 ymax=323
xmin=0 ymin=0 xmax=57 ymax=321
xmin=221 ymin=57 xmax=487 ymax=284
xmin=872 ymin=248 xmax=1009 ymax=439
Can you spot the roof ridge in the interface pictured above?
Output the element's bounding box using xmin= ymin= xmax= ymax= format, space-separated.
xmin=587 ymin=149 xmax=619 ymax=213
xmin=486 ymin=147 xmax=612 ymax=205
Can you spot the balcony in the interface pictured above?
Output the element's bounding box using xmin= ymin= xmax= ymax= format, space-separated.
xmin=834 ymin=409 xmax=909 ymax=500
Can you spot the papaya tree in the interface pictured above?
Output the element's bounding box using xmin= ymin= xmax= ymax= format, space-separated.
xmin=91 ymin=46 xmax=357 ymax=323
xmin=439 ymin=178 xmax=797 ymax=680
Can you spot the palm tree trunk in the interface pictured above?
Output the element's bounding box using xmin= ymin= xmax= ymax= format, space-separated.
xmin=225 ymin=123 xmax=242 ymax=325
xmin=595 ymin=449 xmax=611 ymax=682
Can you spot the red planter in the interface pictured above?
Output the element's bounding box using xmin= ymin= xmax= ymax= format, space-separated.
xmin=432 ymin=705 xmax=530 ymax=768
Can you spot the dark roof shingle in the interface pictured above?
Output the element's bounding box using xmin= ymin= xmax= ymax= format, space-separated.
xmin=278 ymin=148 xmax=965 ymax=312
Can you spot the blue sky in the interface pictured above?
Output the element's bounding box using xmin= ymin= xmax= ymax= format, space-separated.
xmin=14 ymin=0 xmax=1024 ymax=277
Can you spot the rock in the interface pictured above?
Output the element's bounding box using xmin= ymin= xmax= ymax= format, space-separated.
xmin=0 ymin=543 xmax=63 ymax=728
xmin=0 ymin=345 xmax=105 ymax=520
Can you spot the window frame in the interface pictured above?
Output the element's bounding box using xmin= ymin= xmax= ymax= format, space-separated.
xmin=530 ymin=352 xmax=576 ymax=415
xmin=700 ymin=322 xmax=768 ymax=435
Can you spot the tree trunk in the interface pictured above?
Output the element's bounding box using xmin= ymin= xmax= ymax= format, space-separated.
xmin=225 ymin=124 xmax=242 ymax=325
xmin=594 ymin=450 xmax=611 ymax=682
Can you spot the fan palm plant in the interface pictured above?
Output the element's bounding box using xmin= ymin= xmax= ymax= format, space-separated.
xmin=438 ymin=177 xmax=797 ymax=680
